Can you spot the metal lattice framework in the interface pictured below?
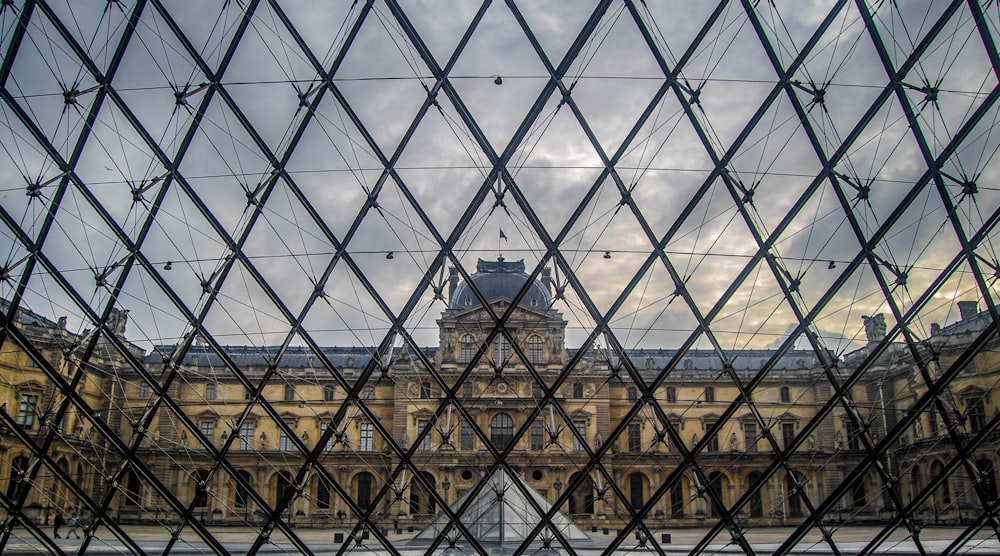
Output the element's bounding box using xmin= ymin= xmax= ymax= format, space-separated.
xmin=1 ymin=0 xmax=1000 ymax=554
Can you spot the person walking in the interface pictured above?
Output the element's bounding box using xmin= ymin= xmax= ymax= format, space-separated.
xmin=53 ymin=512 xmax=64 ymax=539
xmin=67 ymin=513 xmax=81 ymax=539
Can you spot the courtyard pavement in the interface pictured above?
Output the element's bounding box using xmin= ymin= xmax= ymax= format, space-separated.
xmin=3 ymin=525 xmax=999 ymax=555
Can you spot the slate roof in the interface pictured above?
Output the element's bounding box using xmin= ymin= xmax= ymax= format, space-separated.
xmin=450 ymin=258 xmax=551 ymax=310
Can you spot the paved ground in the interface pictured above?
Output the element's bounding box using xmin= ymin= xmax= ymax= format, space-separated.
xmin=3 ymin=525 xmax=999 ymax=554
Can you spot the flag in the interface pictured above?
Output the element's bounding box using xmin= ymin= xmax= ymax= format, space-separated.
xmin=500 ymin=228 xmax=508 ymax=241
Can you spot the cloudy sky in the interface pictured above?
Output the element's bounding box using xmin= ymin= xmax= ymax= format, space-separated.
xmin=1 ymin=0 xmax=998 ymax=363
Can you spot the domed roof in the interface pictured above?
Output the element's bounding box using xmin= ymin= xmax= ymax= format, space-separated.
xmin=450 ymin=258 xmax=551 ymax=310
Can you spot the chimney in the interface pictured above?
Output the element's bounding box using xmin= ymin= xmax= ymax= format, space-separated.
xmin=541 ymin=266 xmax=552 ymax=295
xmin=958 ymin=300 xmax=979 ymax=321
xmin=448 ymin=266 xmax=459 ymax=302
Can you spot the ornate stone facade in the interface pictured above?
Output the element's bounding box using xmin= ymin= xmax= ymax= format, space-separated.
xmin=1 ymin=263 xmax=996 ymax=531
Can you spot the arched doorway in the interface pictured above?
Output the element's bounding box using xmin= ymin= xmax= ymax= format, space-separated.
xmin=786 ymin=472 xmax=802 ymax=518
xmin=410 ymin=472 xmax=436 ymax=515
xmin=234 ymin=470 xmax=252 ymax=511
xmin=977 ymin=459 xmax=997 ymax=502
xmin=707 ymin=472 xmax=727 ymax=518
xmin=628 ymin=472 xmax=647 ymax=510
xmin=273 ymin=471 xmax=293 ymax=509
xmin=7 ymin=456 xmax=29 ymax=500
xmin=747 ymin=472 xmax=764 ymax=518
xmin=567 ymin=472 xmax=594 ymax=515
xmin=354 ymin=472 xmax=374 ymax=511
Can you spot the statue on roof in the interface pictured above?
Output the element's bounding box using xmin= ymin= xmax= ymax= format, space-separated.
xmin=861 ymin=313 xmax=885 ymax=344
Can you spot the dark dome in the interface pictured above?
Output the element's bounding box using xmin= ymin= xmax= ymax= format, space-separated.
xmin=450 ymin=259 xmax=551 ymax=310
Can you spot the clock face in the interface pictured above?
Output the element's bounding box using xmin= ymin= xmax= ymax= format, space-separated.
xmin=497 ymin=383 xmax=508 ymax=394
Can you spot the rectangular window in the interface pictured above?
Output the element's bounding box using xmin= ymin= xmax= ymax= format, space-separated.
xmin=968 ymin=397 xmax=987 ymax=433
xmin=530 ymin=421 xmax=543 ymax=450
xmin=572 ymin=420 xmax=586 ymax=451
xmin=627 ymin=423 xmax=641 ymax=452
xmin=323 ymin=384 xmax=336 ymax=401
xmin=461 ymin=422 xmax=474 ymax=450
xmin=573 ymin=383 xmax=583 ymax=399
xmin=704 ymin=387 xmax=715 ymax=403
xmin=782 ymin=423 xmax=795 ymax=451
xmin=705 ymin=421 xmax=718 ymax=452
xmin=666 ymin=421 xmax=679 ymax=453
xmin=200 ymin=421 xmax=215 ymax=444
xmin=463 ymin=382 xmax=473 ymax=400
xmin=205 ymin=383 xmax=216 ymax=400
xmin=363 ymin=385 xmax=375 ymax=400
xmin=284 ymin=384 xmax=295 ymax=402
xmin=420 ymin=382 xmax=431 ymax=399
xmin=279 ymin=430 xmax=293 ymax=451
xmin=527 ymin=335 xmax=543 ymax=364
xmin=744 ymin=422 xmax=757 ymax=452
xmin=495 ymin=336 xmax=509 ymax=363
xmin=665 ymin=387 xmax=676 ymax=403
xmin=846 ymin=421 xmax=860 ymax=450
xmin=239 ymin=422 xmax=254 ymax=450
xmin=360 ymin=423 xmax=374 ymax=452
xmin=418 ymin=420 xmax=432 ymax=451
xmin=138 ymin=382 xmax=150 ymax=398
xmin=17 ymin=394 xmax=37 ymax=427
xmin=319 ymin=423 xmax=334 ymax=451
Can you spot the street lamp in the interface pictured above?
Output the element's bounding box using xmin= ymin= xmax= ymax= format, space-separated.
xmin=442 ymin=478 xmax=451 ymax=506
xmin=553 ymin=479 xmax=563 ymax=500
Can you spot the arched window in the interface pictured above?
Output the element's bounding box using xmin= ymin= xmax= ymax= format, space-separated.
xmin=527 ymin=335 xmax=544 ymax=364
xmin=459 ymin=334 xmax=476 ymax=363
xmin=780 ymin=386 xmax=791 ymax=403
xmin=491 ymin=413 xmax=514 ymax=451
xmin=75 ymin=463 xmax=85 ymax=493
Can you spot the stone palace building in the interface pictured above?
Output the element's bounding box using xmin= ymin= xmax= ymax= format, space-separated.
xmin=1 ymin=259 xmax=996 ymax=531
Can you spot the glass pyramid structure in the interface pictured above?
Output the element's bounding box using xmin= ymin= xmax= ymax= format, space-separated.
xmin=413 ymin=468 xmax=589 ymax=548
xmin=2 ymin=1 xmax=1000 ymax=555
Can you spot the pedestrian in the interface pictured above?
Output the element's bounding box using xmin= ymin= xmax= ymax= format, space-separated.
xmin=67 ymin=513 xmax=81 ymax=539
xmin=53 ymin=512 xmax=64 ymax=539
